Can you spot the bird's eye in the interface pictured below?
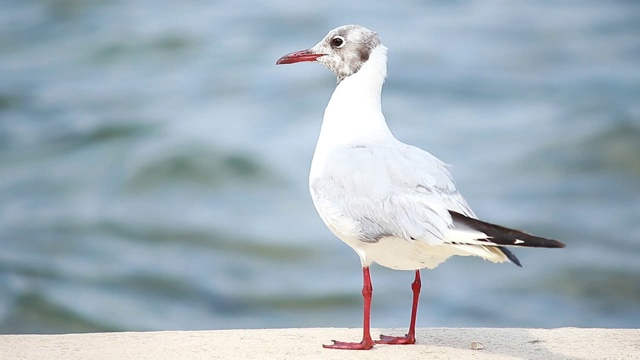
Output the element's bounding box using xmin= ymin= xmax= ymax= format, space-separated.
xmin=331 ymin=36 xmax=345 ymax=48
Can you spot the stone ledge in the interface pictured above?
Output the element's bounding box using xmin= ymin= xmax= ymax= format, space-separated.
xmin=2 ymin=327 xmax=638 ymax=360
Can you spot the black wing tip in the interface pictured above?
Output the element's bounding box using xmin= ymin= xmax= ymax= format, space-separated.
xmin=525 ymin=237 xmax=566 ymax=249
xmin=450 ymin=211 xmax=566 ymax=249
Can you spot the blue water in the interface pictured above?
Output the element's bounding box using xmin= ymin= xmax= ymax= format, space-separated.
xmin=1 ymin=0 xmax=639 ymax=334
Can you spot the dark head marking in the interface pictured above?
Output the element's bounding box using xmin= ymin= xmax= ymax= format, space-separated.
xmin=310 ymin=25 xmax=382 ymax=82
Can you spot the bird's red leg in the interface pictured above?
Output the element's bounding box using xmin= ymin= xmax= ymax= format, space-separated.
xmin=323 ymin=267 xmax=375 ymax=350
xmin=376 ymin=270 xmax=421 ymax=345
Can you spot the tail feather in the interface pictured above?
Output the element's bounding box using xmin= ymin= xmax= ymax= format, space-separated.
xmin=449 ymin=211 xmax=566 ymax=249
xmin=498 ymin=247 xmax=522 ymax=267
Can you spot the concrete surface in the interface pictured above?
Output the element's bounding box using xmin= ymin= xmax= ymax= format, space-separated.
xmin=2 ymin=327 xmax=638 ymax=359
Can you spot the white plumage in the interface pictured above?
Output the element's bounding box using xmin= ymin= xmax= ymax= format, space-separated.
xmin=307 ymin=28 xmax=510 ymax=269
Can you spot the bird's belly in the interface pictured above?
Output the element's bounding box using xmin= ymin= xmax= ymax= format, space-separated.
xmin=363 ymin=236 xmax=456 ymax=270
xmin=326 ymin=224 xmax=454 ymax=270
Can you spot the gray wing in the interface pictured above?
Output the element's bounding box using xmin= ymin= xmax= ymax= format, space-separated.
xmin=310 ymin=140 xmax=474 ymax=245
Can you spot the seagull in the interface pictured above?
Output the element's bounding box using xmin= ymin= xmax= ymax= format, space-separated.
xmin=276 ymin=24 xmax=565 ymax=350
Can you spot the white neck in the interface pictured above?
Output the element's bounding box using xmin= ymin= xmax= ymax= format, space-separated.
xmin=315 ymin=45 xmax=394 ymax=153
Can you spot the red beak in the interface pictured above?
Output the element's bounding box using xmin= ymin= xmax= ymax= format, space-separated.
xmin=276 ymin=49 xmax=324 ymax=65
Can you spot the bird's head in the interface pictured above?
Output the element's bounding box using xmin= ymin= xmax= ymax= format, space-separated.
xmin=276 ymin=25 xmax=382 ymax=82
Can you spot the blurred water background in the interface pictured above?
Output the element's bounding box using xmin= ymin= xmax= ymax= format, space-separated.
xmin=1 ymin=0 xmax=639 ymax=334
